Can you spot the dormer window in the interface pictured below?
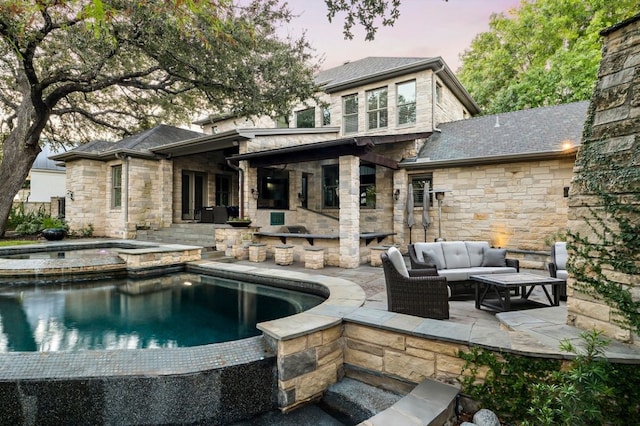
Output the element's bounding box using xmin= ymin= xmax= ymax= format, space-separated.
xmin=366 ymin=87 xmax=388 ymax=130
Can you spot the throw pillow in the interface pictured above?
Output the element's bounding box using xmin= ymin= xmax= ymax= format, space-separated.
xmin=481 ymin=247 xmax=507 ymax=267
xmin=423 ymin=249 xmax=444 ymax=270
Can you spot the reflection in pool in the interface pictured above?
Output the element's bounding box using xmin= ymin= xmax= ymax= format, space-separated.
xmin=0 ymin=273 xmax=324 ymax=352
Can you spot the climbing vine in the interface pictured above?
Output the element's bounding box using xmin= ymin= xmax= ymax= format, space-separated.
xmin=567 ymin=92 xmax=640 ymax=335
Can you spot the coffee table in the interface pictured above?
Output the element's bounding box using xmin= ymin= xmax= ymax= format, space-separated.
xmin=470 ymin=273 xmax=566 ymax=312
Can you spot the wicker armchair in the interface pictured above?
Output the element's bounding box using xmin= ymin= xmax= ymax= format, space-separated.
xmin=381 ymin=249 xmax=450 ymax=320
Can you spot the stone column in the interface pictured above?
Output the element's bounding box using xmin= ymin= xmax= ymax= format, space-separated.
xmin=339 ymin=156 xmax=360 ymax=268
xmin=566 ymin=16 xmax=640 ymax=345
xmin=393 ymin=169 xmax=408 ymax=250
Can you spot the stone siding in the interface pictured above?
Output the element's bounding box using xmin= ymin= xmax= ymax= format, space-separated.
xmin=65 ymin=159 xmax=107 ymax=235
xmin=343 ymin=323 xmax=476 ymax=384
xmin=405 ymin=158 xmax=575 ymax=254
xmin=566 ymin=16 xmax=640 ymax=344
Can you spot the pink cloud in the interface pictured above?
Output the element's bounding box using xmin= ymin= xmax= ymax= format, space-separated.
xmin=281 ymin=0 xmax=521 ymax=72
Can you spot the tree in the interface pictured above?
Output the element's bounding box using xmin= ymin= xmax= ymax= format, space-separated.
xmin=457 ymin=0 xmax=640 ymax=114
xmin=0 ymin=0 xmax=322 ymax=236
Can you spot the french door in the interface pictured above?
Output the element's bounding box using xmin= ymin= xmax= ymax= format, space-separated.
xmin=182 ymin=171 xmax=206 ymax=220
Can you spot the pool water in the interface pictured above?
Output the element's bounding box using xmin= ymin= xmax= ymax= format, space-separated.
xmin=0 ymin=272 xmax=323 ymax=352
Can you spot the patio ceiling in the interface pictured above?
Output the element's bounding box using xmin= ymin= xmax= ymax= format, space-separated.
xmin=228 ymin=132 xmax=431 ymax=169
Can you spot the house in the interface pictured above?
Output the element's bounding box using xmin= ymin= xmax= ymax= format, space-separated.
xmin=14 ymin=145 xmax=67 ymax=216
xmin=51 ymin=56 xmax=585 ymax=268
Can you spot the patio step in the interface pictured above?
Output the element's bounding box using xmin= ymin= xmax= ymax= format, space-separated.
xmin=359 ymin=378 xmax=459 ymax=426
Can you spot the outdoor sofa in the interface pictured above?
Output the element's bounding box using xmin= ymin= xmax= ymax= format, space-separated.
xmin=408 ymin=241 xmax=519 ymax=299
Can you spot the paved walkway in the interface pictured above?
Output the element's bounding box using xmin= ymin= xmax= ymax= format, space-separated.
xmin=232 ymin=256 xmax=640 ymax=362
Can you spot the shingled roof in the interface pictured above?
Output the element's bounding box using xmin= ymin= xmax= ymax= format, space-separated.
xmin=405 ymin=101 xmax=588 ymax=168
xmin=51 ymin=125 xmax=206 ymax=161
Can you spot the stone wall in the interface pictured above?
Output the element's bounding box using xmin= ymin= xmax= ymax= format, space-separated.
xmin=263 ymin=325 xmax=344 ymax=411
xmin=566 ymin=15 xmax=640 ymax=344
xmin=406 ymin=157 xmax=576 ymax=255
xmin=65 ymin=159 xmax=107 ymax=235
xmin=343 ymin=323 xmax=475 ymax=384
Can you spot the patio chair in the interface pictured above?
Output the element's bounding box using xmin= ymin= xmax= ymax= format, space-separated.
xmin=381 ymin=247 xmax=450 ymax=320
xmin=548 ymin=242 xmax=568 ymax=300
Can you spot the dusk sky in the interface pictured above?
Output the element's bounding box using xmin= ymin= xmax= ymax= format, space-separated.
xmin=281 ymin=0 xmax=522 ymax=72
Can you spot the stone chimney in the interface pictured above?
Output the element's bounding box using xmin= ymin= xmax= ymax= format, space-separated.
xmin=566 ymin=13 xmax=640 ymax=345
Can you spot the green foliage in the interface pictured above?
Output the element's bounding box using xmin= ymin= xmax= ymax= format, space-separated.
xmin=9 ymin=204 xmax=67 ymax=236
xmin=458 ymin=0 xmax=640 ymax=114
xmin=524 ymin=330 xmax=640 ymax=425
xmin=459 ymin=346 xmax=560 ymax=421
xmin=325 ymin=0 xmax=402 ymax=40
xmin=460 ymin=330 xmax=640 ymax=425
xmin=8 ymin=204 xmax=47 ymax=232
xmin=79 ymin=223 xmax=94 ymax=238
xmin=567 ymin=193 xmax=640 ymax=334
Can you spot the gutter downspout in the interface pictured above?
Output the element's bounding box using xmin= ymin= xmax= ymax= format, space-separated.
xmin=226 ymin=158 xmax=244 ymax=219
xmin=115 ymin=153 xmax=129 ymax=237
xmin=432 ymin=65 xmax=446 ymax=133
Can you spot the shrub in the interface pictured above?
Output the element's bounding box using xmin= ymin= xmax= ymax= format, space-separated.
xmin=459 ymin=330 xmax=640 ymax=425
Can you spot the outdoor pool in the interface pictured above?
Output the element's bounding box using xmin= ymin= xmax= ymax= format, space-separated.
xmin=0 ymin=272 xmax=324 ymax=352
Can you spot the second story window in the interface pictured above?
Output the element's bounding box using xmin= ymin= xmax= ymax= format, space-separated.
xmin=397 ymin=81 xmax=416 ymax=125
xmin=275 ymin=115 xmax=289 ymax=128
xmin=322 ymin=107 xmax=331 ymax=126
xmin=436 ymin=82 xmax=443 ymax=104
xmin=343 ymin=94 xmax=358 ymax=134
xmin=366 ymin=87 xmax=388 ymax=130
xmin=296 ymin=108 xmax=315 ymax=128
xmin=111 ymin=165 xmax=122 ymax=209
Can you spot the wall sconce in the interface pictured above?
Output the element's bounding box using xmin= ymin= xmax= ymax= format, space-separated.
xmin=297 ymin=192 xmax=305 ymax=201
xmin=66 ymin=190 xmax=74 ymax=201
xmin=563 ymin=186 xmax=570 ymax=198
xmin=393 ymin=189 xmax=400 ymax=201
xmin=251 ymin=188 xmax=259 ymax=200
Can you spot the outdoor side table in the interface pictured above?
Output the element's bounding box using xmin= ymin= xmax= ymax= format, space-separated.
xmin=470 ymin=273 xmax=566 ymax=312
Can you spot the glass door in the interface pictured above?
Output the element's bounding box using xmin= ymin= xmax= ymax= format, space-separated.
xmin=181 ymin=171 xmax=206 ymax=220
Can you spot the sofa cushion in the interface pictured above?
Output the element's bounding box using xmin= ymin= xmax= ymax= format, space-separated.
xmin=422 ymin=249 xmax=445 ymax=270
xmin=439 ymin=266 xmax=517 ymax=281
xmin=481 ymin=247 xmax=507 ymax=267
xmin=414 ymin=242 xmax=446 ymax=269
xmin=387 ymin=246 xmax=409 ymax=277
xmin=553 ymin=242 xmax=568 ymax=270
xmin=441 ymin=242 xmax=471 ymax=269
xmin=465 ymin=241 xmax=490 ymax=267
xmin=556 ymin=270 xmax=568 ymax=280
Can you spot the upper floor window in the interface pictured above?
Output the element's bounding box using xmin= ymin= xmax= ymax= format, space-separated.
xmin=435 ymin=82 xmax=443 ymax=104
xmin=343 ymin=94 xmax=358 ymax=134
xmin=111 ymin=165 xmax=122 ymax=209
xmin=296 ymin=108 xmax=315 ymax=128
xmin=322 ymin=107 xmax=331 ymax=126
xmin=275 ymin=115 xmax=289 ymax=128
xmin=366 ymin=87 xmax=388 ymax=130
xmin=397 ymin=81 xmax=416 ymax=125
